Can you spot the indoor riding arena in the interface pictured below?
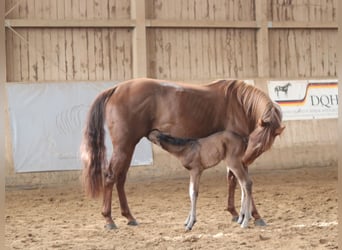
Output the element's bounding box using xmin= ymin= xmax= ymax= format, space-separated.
xmin=2 ymin=1 xmax=338 ymax=249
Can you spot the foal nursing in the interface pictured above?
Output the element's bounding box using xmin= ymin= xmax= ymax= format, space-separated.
xmin=81 ymin=78 xmax=284 ymax=230
xmin=148 ymin=129 xmax=256 ymax=230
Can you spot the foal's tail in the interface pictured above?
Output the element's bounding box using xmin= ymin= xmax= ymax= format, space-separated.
xmin=80 ymin=87 xmax=116 ymax=198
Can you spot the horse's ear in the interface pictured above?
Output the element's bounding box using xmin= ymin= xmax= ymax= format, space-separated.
xmin=275 ymin=125 xmax=285 ymax=136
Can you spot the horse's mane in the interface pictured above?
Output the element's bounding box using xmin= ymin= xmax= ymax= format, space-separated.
xmin=224 ymin=80 xmax=283 ymax=157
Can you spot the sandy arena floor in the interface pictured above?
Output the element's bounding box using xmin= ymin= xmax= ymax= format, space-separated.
xmin=5 ymin=166 xmax=337 ymax=250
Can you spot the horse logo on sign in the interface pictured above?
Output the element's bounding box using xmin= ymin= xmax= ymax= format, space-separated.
xmin=274 ymin=82 xmax=291 ymax=97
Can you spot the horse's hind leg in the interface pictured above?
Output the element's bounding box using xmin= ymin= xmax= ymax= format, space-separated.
xmin=102 ymin=146 xmax=137 ymax=229
xmin=102 ymin=156 xmax=118 ymax=229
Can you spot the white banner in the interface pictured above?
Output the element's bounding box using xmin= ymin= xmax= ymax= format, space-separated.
xmin=268 ymin=80 xmax=338 ymax=120
xmin=6 ymin=82 xmax=153 ymax=173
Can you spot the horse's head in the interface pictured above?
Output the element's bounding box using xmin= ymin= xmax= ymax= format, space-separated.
xmin=242 ymin=102 xmax=285 ymax=165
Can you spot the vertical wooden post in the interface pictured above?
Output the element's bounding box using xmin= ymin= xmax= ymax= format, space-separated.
xmin=338 ymin=0 xmax=342 ymax=248
xmin=0 ymin=0 xmax=6 ymax=247
xmin=131 ymin=0 xmax=147 ymax=78
xmin=255 ymin=0 xmax=269 ymax=89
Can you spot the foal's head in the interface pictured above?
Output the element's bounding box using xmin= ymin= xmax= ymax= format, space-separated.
xmin=242 ymin=102 xmax=285 ymax=165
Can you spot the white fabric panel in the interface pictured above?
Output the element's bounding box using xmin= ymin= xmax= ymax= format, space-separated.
xmin=6 ymin=82 xmax=153 ymax=173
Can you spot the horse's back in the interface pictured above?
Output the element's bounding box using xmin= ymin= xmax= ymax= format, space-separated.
xmin=106 ymin=78 xmax=229 ymax=138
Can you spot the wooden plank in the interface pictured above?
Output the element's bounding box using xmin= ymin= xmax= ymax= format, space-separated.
xmin=72 ymin=28 xmax=82 ymax=80
xmin=255 ymin=0 xmax=269 ymax=78
xmin=87 ymin=28 xmax=96 ymax=80
xmin=109 ymin=29 xmax=117 ymax=79
xmin=121 ymin=29 xmax=133 ymax=79
xmin=11 ymin=27 xmax=20 ymax=81
xmin=56 ymin=29 xmax=66 ymax=80
xmin=94 ymin=28 xmax=104 ymax=80
xmin=34 ymin=28 xmax=44 ymax=81
xmin=19 ymin=28 xmax=29 ymax=81
xmin=131 ymin=0 xmax=147 ymax=78
xmin=86 ymin=0 xmax=94 ymax=19
xmin=5 ymin=30 xmax=14 ymax=81
xmin=102 ymin=28 xmax=111 ymax=80
xmin=115 ymin=0 xmax=131 ymax=19
xmin=26 ymin=28 xmax=37 ymax=81
xmin=18 ymin=0 xmax=28 ymax=81
xmin=0 ymin=2 xmax=7 ymax=240
xmin=207 ymin=29 xmax=216 ymax=77
xmin=42 ymin=28 xmax=52 ymax=80
xmin=64 ymin=28 xmax=74 ymax=80
xmin=6 ymin=0 xmax=19 ymax=19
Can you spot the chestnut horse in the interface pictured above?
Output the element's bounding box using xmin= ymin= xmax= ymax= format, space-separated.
xmin=81 ymin=78 xmax=284 ymax=230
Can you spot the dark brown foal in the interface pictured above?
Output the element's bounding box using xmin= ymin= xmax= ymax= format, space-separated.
xmin=148 ymin=129 xmax=255 ymax=229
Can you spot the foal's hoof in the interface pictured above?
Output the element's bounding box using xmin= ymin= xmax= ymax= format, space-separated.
xmin=127 ymin=220 xmax=138 ymax=226
xmin=104 ymin=223 xmax=118 ymax=230
xmin=254 ymin=218 xmax=267 ymax=227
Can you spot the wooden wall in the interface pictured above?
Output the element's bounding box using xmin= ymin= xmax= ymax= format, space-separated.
xmin=3 ymin=0 xmax=338 ymax=186
xmin=5 ymin=0 xmax=337 ymax=82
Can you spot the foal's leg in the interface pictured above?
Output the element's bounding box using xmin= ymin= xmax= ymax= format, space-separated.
xmin=243 ymin=166 xmax=266 ymax=226
xmin=226 ymin=169 xmax=239 ymax=222
xmin=226 ymin=167 xmax=266 ymax=226
xmin=228 ymin=162 xmax=253 ymax=228
xmin=184 ymin=168 xmax=202 ymax=231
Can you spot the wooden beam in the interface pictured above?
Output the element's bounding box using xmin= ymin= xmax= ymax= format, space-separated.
xmin=146 ymin=20 xmax=258 ymax=29
xmin=0 ymin=0 xmax=6 ymax=247
xmin=269 ymin=21 xmax=338 ymax=29
xmin=5 ymin=19 xmax=337 ymax=30
xmin=5 ymin=19 xmax=136 ymax=28
xmin=131 ymin=0 xmax=147 ymax=78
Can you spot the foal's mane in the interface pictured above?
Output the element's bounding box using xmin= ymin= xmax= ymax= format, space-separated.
xmin=157 ymin=132 xmax=196 ymax=146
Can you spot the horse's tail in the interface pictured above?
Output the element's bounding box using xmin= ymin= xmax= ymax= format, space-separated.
xmin=80 ymin=87 xmax=116 ymax=198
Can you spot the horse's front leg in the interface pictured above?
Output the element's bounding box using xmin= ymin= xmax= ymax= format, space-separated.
xmin=184 ymin=168 xmax=202 ymax=231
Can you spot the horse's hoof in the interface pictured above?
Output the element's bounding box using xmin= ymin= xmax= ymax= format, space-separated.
xmin=240 ymin=222 xmax=249 ymax=229
xmin=127 ymin=220 xmax=138 ymax=226
xmin=254 ymin=218 xmax=267 ymax=227
xmin=185 ymin=226 xmax=192 ymax=232
xmin=237 ymin=215 xmax=244 ymax=225
xmin=104 ymin=223 xmax=118 ymax=230
xmin=232 ymin=216 xmax=239 ymax=223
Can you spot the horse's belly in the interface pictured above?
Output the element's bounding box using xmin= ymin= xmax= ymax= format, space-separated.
xmin=152 ymin=109 xmax=224 ymax=138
